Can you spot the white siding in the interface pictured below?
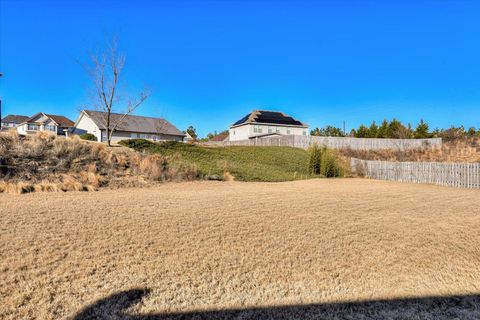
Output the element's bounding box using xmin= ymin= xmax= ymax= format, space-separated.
xmin=229 ymin=123 xmax=308 ymax=141
xmin=72 ymin=113 xmax=102 ymax=141
xmin=16 ymin=124 xmax=27 ymax=134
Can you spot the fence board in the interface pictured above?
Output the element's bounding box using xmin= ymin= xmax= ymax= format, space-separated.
xmin=351 ymin=158 xmax=480 ymax=189
xmin=206 ymin=136 xmax=442 ymax=151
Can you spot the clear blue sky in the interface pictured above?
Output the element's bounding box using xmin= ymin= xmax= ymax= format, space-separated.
xmin=1 ymin=0 xmax=479 ymax=137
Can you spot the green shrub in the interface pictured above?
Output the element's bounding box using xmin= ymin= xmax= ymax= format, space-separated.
xmin=79 ymin=133 xmax=97 ymax=141
xmin=320 ymin=149 xmax=344 ymax=178
xmin=308 ymin=144 xmax=323 ymax=175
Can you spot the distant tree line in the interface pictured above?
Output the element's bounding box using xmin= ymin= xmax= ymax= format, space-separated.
xmin=311 ymin=119 xmax=480 ymax=140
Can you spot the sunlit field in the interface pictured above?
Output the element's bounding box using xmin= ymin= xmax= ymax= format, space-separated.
xmin=1 ymin=179 xmax=480 ymax=319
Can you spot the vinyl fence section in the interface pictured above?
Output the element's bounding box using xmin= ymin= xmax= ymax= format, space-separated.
xmin=351 ymin=158 xmax=480 ymax=189
xmin=207 ymin=135 xmax=442 ymax=151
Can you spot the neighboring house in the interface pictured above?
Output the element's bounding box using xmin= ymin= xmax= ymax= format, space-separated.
xmin=1 ymin=115 xmax=29 ymax=130
xmin=17 ymin=112 xmax=74 ymax=136
xmin=72 ymin=110 xmax=186 ymax=143
xmin=229 ymin=110 xmax=309 ymax=141
xmin=209 ymin=131 xmax=229 ymax=142
xmin=184 ymin=132 xmax=195 ymax=142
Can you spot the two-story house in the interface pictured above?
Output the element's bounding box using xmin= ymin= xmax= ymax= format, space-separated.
xmin=16 ymin=112 xmax=74 ymax=136
xmin=229 ymin=110 xmax=309 ymax=141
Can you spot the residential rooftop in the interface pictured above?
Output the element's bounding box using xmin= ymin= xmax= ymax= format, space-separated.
xmin=231 ymin=110 xmax=307 ymax=127
xmin=1 ymin=114 xmax=29 ymax=124
xmin=83 ymin=110 xmax=185 ymax=136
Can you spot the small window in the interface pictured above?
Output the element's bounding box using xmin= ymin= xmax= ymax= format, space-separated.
xmin=302 ymin=130 xmax=307 ymax=136
xmin=131 ymin=133 xmax=138 ymax=139
xmin=45 ymin=125 xmax=56 ymax=132
xmin=27 ymin=124 xmax=39 ymax=131
xmin=268 ymin=128 xmax=273 ymax=133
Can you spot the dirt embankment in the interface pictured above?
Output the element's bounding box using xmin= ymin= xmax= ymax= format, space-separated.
xmin=0 ymin=131 xmax=197 ymax=193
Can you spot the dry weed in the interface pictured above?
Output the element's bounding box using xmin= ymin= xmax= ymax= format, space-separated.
xmin=0 ymin=134 xmax=197 ymax=193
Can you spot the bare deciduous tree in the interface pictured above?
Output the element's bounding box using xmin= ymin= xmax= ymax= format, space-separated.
xmin=85 ymin=38 xmax=150 ymax=146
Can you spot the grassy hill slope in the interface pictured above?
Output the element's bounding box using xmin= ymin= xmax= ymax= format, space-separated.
xmin=120 ymin=140 xmax=311 ymax=182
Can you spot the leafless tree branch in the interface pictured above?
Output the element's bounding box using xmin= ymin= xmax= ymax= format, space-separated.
xmin=83 ymin=37 xmax=150 ymax=146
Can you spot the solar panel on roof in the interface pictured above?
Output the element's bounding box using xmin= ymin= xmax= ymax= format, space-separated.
xmin=232 ymin=110 xmax=304 ymax=126
xmin=255 ymin=111 xmax=303 ymax=126
xmin=233 ymin=113 xmax=251 ymax=126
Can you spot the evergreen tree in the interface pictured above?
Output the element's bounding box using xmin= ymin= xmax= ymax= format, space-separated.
xmin=366 ymin=121 xmax=378 ymax=138
xmin=308 ymin=144 xmax=323 ymax=175
xmin=387 ymin=119 xmax=404 ymax=138
xmin=355 ymin=125 xmax=369 ymax=138
xmin=414 ymin=119 xmax=430 ymax=138
xmin=377 ymin=120 xmax=389 ymax=138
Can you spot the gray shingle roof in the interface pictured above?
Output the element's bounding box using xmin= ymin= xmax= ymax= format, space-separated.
xmin=1 ymin=114 xmax=29 ymax=124
xmin=84 ymin=110 xmax=185 ymax=136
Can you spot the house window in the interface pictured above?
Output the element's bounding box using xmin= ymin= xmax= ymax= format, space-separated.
xmin=302 ymin=130 xmax=307 ymax=136
xmin=253 ymin=125 xmax=263 ymax=133
xmin=45 ymin=125 xmax=56 ymax=132
xmin=268 ymin=128 xmax=273 ymax=133
xmin=27 ymin=124 xmax=39 ymax=131
xmin=287 ymin=129 xmax=291 ymax=135
xmin=140 ymin=134 xmax=148 ymax=139
xmin=131 ymin=133 xmax=138 ymax=139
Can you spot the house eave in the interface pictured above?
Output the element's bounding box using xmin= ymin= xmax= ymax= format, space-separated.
xmin=230 ymin=122 xmax=309 ymax=129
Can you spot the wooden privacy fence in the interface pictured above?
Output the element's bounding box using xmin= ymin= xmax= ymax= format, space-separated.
xmin=207 ymin=135 xmax=442 ymax=151
xmin=351 ymin=158 xmax=480 ymax=189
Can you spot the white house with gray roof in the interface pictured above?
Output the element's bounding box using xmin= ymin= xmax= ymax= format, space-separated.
xmin=72 ymin=110 xmax=186 ymax=143
xmin=229 ymin=110 xmax=309 ymax=141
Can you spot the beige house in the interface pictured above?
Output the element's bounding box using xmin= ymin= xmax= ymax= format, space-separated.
xmin=1 ymin=115 xmax=29 ymax=130
xmin=229 ymin=110 xmax=309 ymax=141
xmin=16 ymin=112 xmax=74 ymax=136
xmin=72 ymin=110 xmax=186 ymax=143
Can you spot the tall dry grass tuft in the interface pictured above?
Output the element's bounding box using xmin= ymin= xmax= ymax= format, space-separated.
xmin=137 ymin=154 xmax=198 ymax=182
xmin=61 ymin=175 xmax=86 ymax=192
xmin=139 ymin=154 xmax=169 ymax=181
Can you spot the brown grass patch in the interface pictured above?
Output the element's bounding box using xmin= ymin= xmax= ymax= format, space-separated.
xmin=341 ymin=137 xmax=480 ymax=163
xmin=0 ymin=132 xmax=198 ymax=193
xmin=1 ymin=179 xmax=479 ymax=319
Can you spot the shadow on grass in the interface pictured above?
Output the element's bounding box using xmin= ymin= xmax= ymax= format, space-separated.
xmin=74 ymin=288 xmax=480 ymax=320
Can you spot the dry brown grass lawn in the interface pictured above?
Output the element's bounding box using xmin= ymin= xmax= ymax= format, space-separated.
xmin=1 ymin=179 xmax=480 ymax=319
